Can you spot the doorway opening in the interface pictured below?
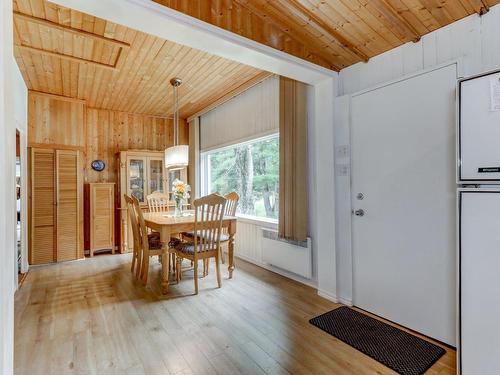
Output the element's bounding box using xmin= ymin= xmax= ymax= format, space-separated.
xmin=16 ymin=130 xmax=27 ymax=286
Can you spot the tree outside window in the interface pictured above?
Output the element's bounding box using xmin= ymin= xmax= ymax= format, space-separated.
xmin=206 ymin=135 xmax=279 ymax=220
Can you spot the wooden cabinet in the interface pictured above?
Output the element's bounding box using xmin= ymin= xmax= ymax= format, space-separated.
xmin=118 ymin=150 xmax=187 ymax=252
xmin=29 ymin=148 xmax=83 ymax=265
xmin=85 ymin=183 xmax=115 ymax=257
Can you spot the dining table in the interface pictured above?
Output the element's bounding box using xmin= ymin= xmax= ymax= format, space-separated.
xmin=143 ymin=210 xmax=237 ymax=294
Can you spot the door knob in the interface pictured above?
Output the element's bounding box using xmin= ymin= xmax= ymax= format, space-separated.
xmin=354 ymin=209 xmax=365 ymax=217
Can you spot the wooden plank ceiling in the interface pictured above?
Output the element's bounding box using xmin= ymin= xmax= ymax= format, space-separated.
xmin=153 ymin=0 xmax=500 ymax=71
xmin=12 ymin=0 xmax=266 ymax=118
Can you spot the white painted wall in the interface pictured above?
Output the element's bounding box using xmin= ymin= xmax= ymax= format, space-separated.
xmin=313 ymin=77 xmax=338 ymax=301
xmin=332 ymin=95 xmax=352 ymax=305
xmin=1 ymin=0 xmax=27 ymax=372
xmin=0 ymin=0 xmax=14 ymax=371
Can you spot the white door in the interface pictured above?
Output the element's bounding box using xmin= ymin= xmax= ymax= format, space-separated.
xmin=351 ymin=64 xmax=457 ymax=345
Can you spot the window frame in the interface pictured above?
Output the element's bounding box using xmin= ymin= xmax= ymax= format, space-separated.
xmin=200 ymin=132 xmax=279 ymax=224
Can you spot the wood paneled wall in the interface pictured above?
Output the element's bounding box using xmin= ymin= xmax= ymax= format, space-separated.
xmin=28 ymin=93 xmax=86 ymax=150
xmin=28 ymin=91 xmax=188 ymax=184
xmin=28 ymin=91 xmax=189 ymax=249
xmin=85 ymin=108 xmax=188 ymax=185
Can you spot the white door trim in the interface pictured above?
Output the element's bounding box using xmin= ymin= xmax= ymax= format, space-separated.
xmin=17 ymin=127 xmax=28 ymax=276
xmin=352 ymin=60 xmax=463 ymax=98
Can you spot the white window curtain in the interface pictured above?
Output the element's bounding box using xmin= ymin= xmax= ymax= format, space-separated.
xmin=200 ymin=75 xmax=279 ymax=152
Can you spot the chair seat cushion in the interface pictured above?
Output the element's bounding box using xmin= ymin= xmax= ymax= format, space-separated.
xmin=147 ymin=232 xmax=162 ymax=250
xmin=148 ymin=231 xmax=160 ymax=240
xmin=174 ymin=241 xmax=217 ymax=254
xmin=148 ymin=232 xmax=180 ymax=250
xmin=182 ymin=231 xmax=230 ymax=242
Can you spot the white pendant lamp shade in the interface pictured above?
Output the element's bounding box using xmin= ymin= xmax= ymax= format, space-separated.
xmin=165 ymin=77 xmax=188 ymax=170
xmin=165 ymin=145 xmax=188 ymax=170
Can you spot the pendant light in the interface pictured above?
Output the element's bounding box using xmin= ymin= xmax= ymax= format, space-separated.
xmin=165 ymin=77 xmax=188 ymax=170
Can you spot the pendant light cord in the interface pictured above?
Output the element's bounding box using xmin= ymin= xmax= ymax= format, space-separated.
xmin=173 ymin=83 xmax=178 ymax=146
xmin=169 ymin=77 xmax=182 ymax=148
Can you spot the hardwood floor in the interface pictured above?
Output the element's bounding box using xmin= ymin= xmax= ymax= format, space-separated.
xmin=14 ymin=254 xmax=456 ymax=374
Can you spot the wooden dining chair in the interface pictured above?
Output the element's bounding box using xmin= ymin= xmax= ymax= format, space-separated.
xmin=147 ymin=191 xmax=187 ymax=269
xmin=147 ymin=191 xmax=173 ymax=212
xmin=132 ymin=196 xmax=170 ymax=286
xmin=220 ymin=192 xmax=239 ymax=264
xmin=125 ymin=194 xmax=142 ymax=279
xmin=202 ymin=192 xmax=239 ymax=275
xmin=173 ymin=194 xmax=226 ymax=294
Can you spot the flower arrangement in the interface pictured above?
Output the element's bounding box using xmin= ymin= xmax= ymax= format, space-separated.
xmin=172 ymin=179 xmax=191 ymax=216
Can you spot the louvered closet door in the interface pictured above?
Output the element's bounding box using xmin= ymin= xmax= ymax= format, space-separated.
xmin=31 ymin=149 xmax=56 ymax=265
xmin=56 ymin=150 xmax=80 ymax=262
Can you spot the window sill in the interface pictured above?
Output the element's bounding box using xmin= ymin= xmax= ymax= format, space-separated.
xmin=236 ymin=214 xmax=278 ymax=228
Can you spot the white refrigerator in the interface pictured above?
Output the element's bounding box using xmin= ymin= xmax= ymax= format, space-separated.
xmin=458 ymin=69 xmax=500 ymax=374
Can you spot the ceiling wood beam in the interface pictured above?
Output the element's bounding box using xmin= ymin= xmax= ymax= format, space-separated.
xmin=29 ymin=90 xmax=87 ymax=104
xmin=283 ymin=0 xmax=369 ymax=62
xmin=375 ymin=0 xmax=422 ymax=42
xmin=17 ymin=45 xmax=119 ymax=71
xmin=13 ymin=11 xmax=131 ymax=49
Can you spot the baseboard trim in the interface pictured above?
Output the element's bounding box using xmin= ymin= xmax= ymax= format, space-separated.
xmin=337 ymin=296 xmax=353 ymax=306
xmin=316 ymin=290 xmax=353 ymax=306
xmin=317 ymin=289 xmax=339 ymax=303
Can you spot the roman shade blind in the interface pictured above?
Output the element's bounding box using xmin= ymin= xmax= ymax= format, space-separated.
xmin=200 ymin=75 xmax=279 ymax=152
xmin=199 ymin=74 xmax=308 ymax=242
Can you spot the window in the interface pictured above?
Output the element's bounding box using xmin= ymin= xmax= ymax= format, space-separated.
xmin=202 ymin=134 xmax=279 ymax=221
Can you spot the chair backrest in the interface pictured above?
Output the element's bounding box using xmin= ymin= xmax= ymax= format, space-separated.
xmin=147 ymin=191 xmax=171 ymax=213
xmin=224 ymin=192 xmax=239 ymax=216
xmin=132 ymin=195 xmax=151 ymax=252
xmin=124 ymin=194 xmax=142 ymax=252
xmin=193 ymin=194 xmax=226 ymax=260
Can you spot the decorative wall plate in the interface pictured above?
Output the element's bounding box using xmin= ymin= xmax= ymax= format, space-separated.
xmin=91 ymin=160 xmax=105 ymax=172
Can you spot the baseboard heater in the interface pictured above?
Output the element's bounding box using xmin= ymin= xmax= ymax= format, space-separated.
xmin=261 ymin=228 xmax=312 ymax=279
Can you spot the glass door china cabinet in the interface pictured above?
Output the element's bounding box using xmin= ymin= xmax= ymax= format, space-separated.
xmin=127 ymin=156 xmax=147 ymax=204
xmin=148 ymin=157 xmax=164 ymax=195
xmin=118 ymin=150 xmax=187 ymax=253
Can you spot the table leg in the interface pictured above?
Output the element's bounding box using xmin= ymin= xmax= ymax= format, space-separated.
xmin=161 ymin=227 xmax=171 ymax=294
xmin=228 ymin=220 xmax=236 ymax=279
xmin=121 ymin=209 xmax=128 ymax=254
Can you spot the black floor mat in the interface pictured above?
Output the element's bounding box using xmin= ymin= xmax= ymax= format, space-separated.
xmin=309 ymin=306 xmax=446 ymax=375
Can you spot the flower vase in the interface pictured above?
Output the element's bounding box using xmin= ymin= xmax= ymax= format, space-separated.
xmin=174 ymin=199 xmax=183 ymax=217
